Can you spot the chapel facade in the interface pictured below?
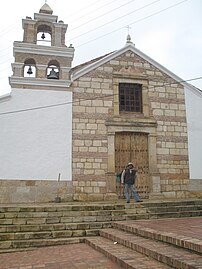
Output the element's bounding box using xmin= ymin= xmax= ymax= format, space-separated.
xmin=1 ymin=3 xmax=199 ymax=203
xmin=71 ymin=37 xmax=189 ymax=201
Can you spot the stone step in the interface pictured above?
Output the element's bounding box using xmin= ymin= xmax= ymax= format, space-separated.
xmin=0 ymin=228 xmax=100 ymax=242
xmin=0 ymin=237 xmax=83 ymax=253
xmin=85 ymin=236 xmax=174 ymax=269
xmin=0 ymin=204 xmax=126 ymax=213
xmin=148 ymin=205 xmax=202 ymax=213
xmin=113 ymin=221 xmax=202 ymax=254
xmin=99 ymin=228 xmax=202 ymax=269
xmin=1 ymin=199 xmax=201 ymax=213
xmin=0 ymin=209 xmax=129 ymax=219
xmin=0 ymin=199 xmax=201 ymax=253
xmin=0 ymin=213 xmax=148 ymax=226
xmin=144 ymin=200 xmax=202 ymax=207
xmin=0 ymin=221 xmax=112 ymax=233
xmin=125 ymin=213 xmax=150 ymax=220
xmin=149 ymin=210 xmax=202 ymax=219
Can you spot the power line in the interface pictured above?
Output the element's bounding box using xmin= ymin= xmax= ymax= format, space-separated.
xmin=68 ymin=0 xmax=138 ymax=32
xmin=0 ymin=44 xmax=13 ymax=53
xmin=0 ymin=57 xmax=13 ymax=65
xmin=0 ymin=76 xmax=201 ymax=116
xmin=0 ymin=0 xmax=177 ymax=69
xmin=0 ymin=0 xmax=160 ymax=67
xmin=63 ymin=0 xmax=106 ymax=20
xmin=0 ymin=0 xmax=157 ymax=69
xmin=76 ymin=0 xmax=189 ymax=48
xmin=0 ymin=0 xmax=117 ymax=38
xmin=0 ymin=23 xmax=18 ymax=38
xmin=67 ymin=0 xmax=120 ymax=25
xmin=69 ymin=0 xmax=161 ymax=41
xmin=0 ymin=0 xmax=190 ymax=64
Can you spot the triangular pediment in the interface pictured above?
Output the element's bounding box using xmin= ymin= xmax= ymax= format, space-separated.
xmin=72 ymin=43 xmax=201 ymax=97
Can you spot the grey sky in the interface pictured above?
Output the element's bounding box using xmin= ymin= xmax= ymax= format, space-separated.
xmin=0 ymin=0 xmax=201 ymax=96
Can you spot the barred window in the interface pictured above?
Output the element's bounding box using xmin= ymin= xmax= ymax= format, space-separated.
xmin=119 ymin=83 xmax=142 ymax=112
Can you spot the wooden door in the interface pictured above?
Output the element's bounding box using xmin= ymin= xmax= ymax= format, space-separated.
xmin=115 ymin=132 xmax=149 ymax=199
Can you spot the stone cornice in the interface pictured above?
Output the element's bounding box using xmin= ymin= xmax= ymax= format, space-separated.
xmin=9 ymin=76 xmax=72 ymax=90
xmin=13 ymin=42 xmax=74 ymax=58
xmin=34 ymin=13 xmax=58 ymax=23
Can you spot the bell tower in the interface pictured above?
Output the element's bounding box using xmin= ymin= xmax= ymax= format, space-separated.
xmin=9 ymin=3 xmax=74 ymax=91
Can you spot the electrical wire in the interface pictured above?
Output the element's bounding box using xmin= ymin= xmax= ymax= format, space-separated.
xmin=63 ymin=0 xmax=107 ymax=20
xmin=0 ymin=0 xmax=158 ymax=68
xmin=0 ymin=57 xmax=13 ymax=65
xmin=76 ymin=0 xmax=189 ymax=48
xmin=69 ymin=0 xmax=160 ymax=41
xmin=0 ymin=0 xmax=190 ymax=68
xmin=0 ymin=0 xmax=117 ymax=37
xmin=67 ymin=0 xmax=121 ymax=24
xmin=0 ymin=76 xmax=201 ymax=116
xmin=68 ymin=0 xmax=138 ymax=32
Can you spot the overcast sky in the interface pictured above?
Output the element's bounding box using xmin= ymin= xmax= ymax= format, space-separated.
xmin=0 ymin=0 xmax=201 ymax=96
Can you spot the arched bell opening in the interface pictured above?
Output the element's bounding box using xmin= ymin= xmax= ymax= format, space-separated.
xmin=47 ymin=60 xmax=60 ymax=79
xmin=23 ymin=58 xmax=36 ymax=78
xmin=37 ymin=24 xmax=52 ymax=46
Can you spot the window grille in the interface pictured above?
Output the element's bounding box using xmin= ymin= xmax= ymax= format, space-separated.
xmin=119 ymin=83 xmax=142 ymax=112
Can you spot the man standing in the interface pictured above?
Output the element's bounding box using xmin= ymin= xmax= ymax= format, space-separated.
xmin=121 ymin=162 xmax=142 ymax=203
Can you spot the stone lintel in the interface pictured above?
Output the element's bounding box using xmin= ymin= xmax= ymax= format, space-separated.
xmin=106 ymin=120 xmax=157 ymax=128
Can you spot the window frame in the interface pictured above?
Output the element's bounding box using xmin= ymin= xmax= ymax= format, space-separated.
xmin=119 ymin=83 xmax=143 ymax=113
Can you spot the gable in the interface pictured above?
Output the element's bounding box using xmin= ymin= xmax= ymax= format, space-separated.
xmin=72 ymin=43 xmax=202 ymax=98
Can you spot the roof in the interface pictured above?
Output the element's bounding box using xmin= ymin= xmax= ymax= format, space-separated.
xmin=71 ymin=52 xmax=114 ymax=74
xmin=39 ymin=3 xmax=53 ymax=15
xmin=71 ymin=42 xmax=202 ymax=97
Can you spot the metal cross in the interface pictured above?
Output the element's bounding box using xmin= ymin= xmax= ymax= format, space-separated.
xmin=126 ymin=25 xmax=131 ymax=35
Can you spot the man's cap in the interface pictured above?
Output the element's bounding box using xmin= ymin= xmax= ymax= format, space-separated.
xmin=127 ymin=162 xmax=133 ymax=166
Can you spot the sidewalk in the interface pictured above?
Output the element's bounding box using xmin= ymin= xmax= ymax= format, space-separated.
xmin=0 ymin=217 xmax=201 ymax=269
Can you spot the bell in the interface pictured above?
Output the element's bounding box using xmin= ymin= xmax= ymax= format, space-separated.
xmin=47 ymin=68 xmax=59 ymax=79
xmin=27 ymin=66 xmax=33 ymax=75
xmin=41 ymin=32 xmax=46 ymax=40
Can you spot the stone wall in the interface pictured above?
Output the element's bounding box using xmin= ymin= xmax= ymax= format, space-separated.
xmin=0 ymin=180 xmax=73 ymax=203
xmin=72 ymin=50 xmax=189 ymax=200
xmin=72 ymin=77 xmax=111 ymax=200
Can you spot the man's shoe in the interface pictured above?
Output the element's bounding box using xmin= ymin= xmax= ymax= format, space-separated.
xmin=137 ymin=200 xmax=143 ymax=202
xmin=126 ymin=201 xmax=130 ymax=203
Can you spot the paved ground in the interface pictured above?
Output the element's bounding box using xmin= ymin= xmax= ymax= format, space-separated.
xmin=0 ymin=217 xmax=201 ymax=269
xmin=0 ymin=243 xmax=123 ymax=269
xmin=126 ymin=217 xmax=202 ymax=240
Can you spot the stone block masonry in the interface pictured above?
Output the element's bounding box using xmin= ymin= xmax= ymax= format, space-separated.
xmin=71 ymin=51 xmax=189 ymax=201
xmin=0 ymin=180 xmax=73 ymax=203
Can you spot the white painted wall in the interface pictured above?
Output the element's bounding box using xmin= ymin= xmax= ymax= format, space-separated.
xmin=0 ymin=88 xmax=72 ymax=180
xmin=185 ymin=87 xmax=202 ymax=179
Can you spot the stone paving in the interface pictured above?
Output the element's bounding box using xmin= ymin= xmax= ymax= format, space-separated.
xmin=0 ymin=217 xmax=201 ymax=269
xmin=0 ymin=243 xmax=123 ymax=269
xmin=126 ymin=217 xmax=202 ymax=240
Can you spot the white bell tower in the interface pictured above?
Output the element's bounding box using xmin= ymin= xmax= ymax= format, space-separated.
xmin=9 ymin=3 xmax=74 ymax=91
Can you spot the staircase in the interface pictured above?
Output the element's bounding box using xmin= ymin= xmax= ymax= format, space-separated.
xmin=0 ymin=202 xmax=147 ymax=253
xmin=86 ymin=218 xmax=202 ymax=269
xmin=0 ymin=199 xmax=201 ymax=253
xmin=146 ymin=199 xmax=202 ymax=219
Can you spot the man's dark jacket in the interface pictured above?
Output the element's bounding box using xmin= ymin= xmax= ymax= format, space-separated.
xmin=124 ymin=168 xmax=137 ymax=185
